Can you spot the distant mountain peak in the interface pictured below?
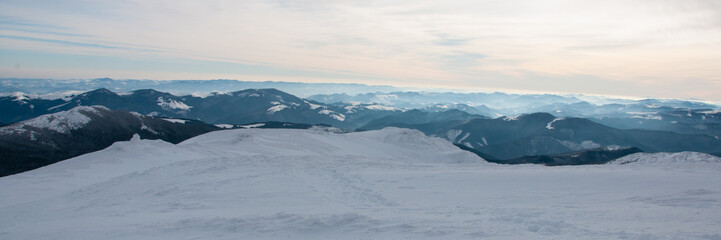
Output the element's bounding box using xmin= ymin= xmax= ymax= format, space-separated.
xmin=1 ymin=105 xmax=107 ymax=134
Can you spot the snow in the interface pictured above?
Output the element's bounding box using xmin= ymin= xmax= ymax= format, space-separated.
xmin=141 ymin=124 xmax=158 ymax=134
xmin=560 ymin=140 xmax=602 ymax=151
xmin=458 ymin=132 xmax=470 ymax=142
xmin=503 ymin=115 xmax=519 ymax=121
xmin=267 ymin=104 xmax=288 ymax=113
xmin=307 ymin=102 xmax=323 ymax=110
xmin=631 ymin=115 xmax=663 ymax=120
xmin=364 ymin=104 xmax=396 ymax=111
xmin=445 ymin=129 xmax=463 ymax=142
xmin=239 ymin=123 xmax=266 ymax=129
xmin=318 ymin=109 xmax=346 ymax=121
xmin=9 ymin=92 xmax=29 ymax=102
xmin=157 ymin=97 xmax=192 ymax=110
xmin=1 ymin=128 xmax=720 ymax=239
xmin=161 ymin=118 xmax=188 ymax=124
xmin=545 ymin=118 xmax=564 ymax=130
xmin=700 ymin=110 xmax=721 ymax=114
xmin=214 ymin=124 xmax=234 ymax=129
xmin=1 ymin=106 xmax=103 ymax=134
xmin=47 ymin=101 xmax=71 ymax=110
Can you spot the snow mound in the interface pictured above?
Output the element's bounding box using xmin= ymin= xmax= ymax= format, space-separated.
xmin=609 ymin=152 xmax=721 ymax=169
xmin=181 ymin=127 xmax=484 ymax=164
xmin=1 ymin=105 xmax=106 ymax=134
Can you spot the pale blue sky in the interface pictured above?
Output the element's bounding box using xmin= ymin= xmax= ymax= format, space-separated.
xmin=1 ymin=0 xmax=720 ymax=101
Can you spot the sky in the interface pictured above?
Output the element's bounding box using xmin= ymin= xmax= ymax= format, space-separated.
xmin=1 ymin=0 xmax=720 ymax=101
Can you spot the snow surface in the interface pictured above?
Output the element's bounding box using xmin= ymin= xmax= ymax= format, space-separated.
xmin=503 ymin=115 xmax=519 ymax=121
xmin=1 ymin=128 xmax=720 ymax=239
xmin=157 ymin=97 xmax=192 ymax=110
xmin=161 ymin=118 xmax=188 ymax=124
xmin=307 ymin=102 xmax=323 ymax=110
xmin=239 ymin=123 xmax=266 ymax=129
xmin=318 ymin=109 xmax=346 ymax=121
xmin=214 ymin=124 xmax=234 ymax=129
xmin=0 ymin=106 xmax=104 ymax=134
xmin=545 ymin=118 xmax=564 ymax=130
xmin=267 ymin=104 xmax=288 ymax=113
xmin=364 ymin=104 xmax=396 ymax=111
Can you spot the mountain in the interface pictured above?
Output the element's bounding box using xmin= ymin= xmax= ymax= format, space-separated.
xmin=440 ymin=113 xmax=721 ymax=159
xmin=1 ymin=128 xmax=719 ymax=239
xmin=423 ymin=103 xmax=500 ymax=117
xmin=609 ymin=152 xmax=721 ymax=169
xmin=0 ymin=78 xmax=401 ymax=98
xmin=494 ymin=147 xmax=643 ymax=166
xmin=0 ymin=106 xmax=219 ymax=177
xmin=308 ymin=91 xmax=721 ymax=135
xmin=0 ymin=88 xmax=359 ymax=128
xmin=359 ymin=109 xmax=485 ymax=131
xmin=592 ymin=109 xmax=721 ymax=138
xmin=0 ymin=92 xmax=66 ymax=124
xmin=177 ymin=88 xmax=351 ymax=127
xmin=307 ymin=91 xmax=585 ymax=111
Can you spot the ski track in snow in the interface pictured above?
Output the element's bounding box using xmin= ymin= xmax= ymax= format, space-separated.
xmin=1 ymin=128 xmax=720 ymax=239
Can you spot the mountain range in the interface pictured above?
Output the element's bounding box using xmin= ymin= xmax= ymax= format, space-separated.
xmin=2 ymin=86 xmax=720 ymax=176
xmin=1 ymin=88 xmax=405 ymax=130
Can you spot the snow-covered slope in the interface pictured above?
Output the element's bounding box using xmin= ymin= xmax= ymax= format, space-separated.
xmin=182 ymin=127 xmax=481 ymax=164
xmin=0 ymin=105 xmax=100 ymax=134
xmin=609 ymin=152 xmax=721 ymax=169
xmin=1 ymin=128 xmax=720 ymax=239
xmin=0 ymin=105 xmax=219 ymax=177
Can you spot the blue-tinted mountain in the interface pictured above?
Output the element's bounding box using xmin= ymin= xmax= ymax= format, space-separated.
xmin=0 ymin=93 xmax=66 ymax=124
xmin=438 ymin=113 xmax=721 ymax=159
xmin=456 ymin=144 xmax=643 ymax=166
xmin=1 ymin=88 xmax=358 ymax=128
xmin=0 ymin=78 xmax=400 ymax=98
xmin=359 ymin=109 xmax=486 ymax=131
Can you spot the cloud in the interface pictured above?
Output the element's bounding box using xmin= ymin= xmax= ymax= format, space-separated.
xmin=0 ymin=0 xmax=720 ymax=101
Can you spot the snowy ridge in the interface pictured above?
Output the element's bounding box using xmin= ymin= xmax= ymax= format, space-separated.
xmin=0 ymin=106 xmax=105 ymax=134
xmin=609 ymin=152 xmax=721 ymax=169
xmin=181 ymin=127 xmax=483 ymax=164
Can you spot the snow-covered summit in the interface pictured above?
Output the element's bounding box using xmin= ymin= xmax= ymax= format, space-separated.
xmin=181 ymin=127 xmax=484 ymax=164
xmin=1 ymin=105 xmax=107 ymax=134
